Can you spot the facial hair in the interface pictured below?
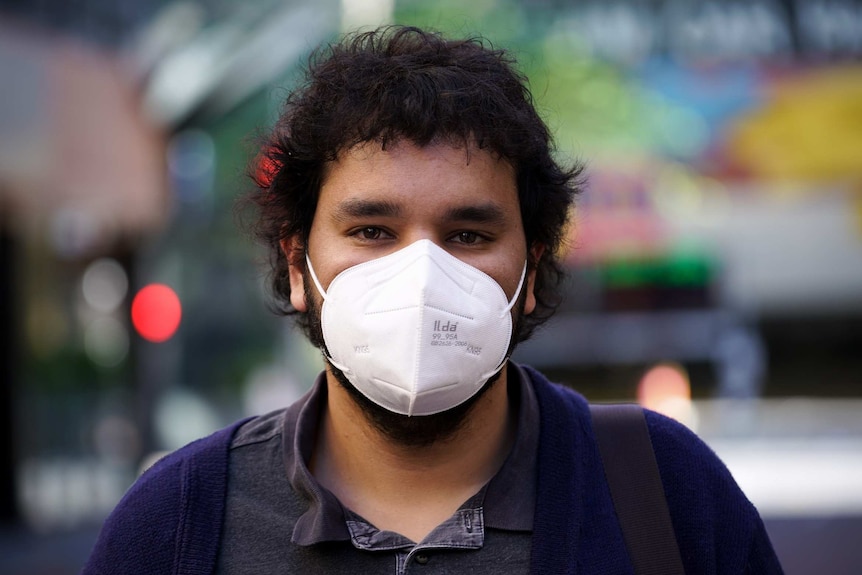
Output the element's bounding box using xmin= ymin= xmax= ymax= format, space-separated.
xmin=303 ymin=270 xmax=526 ymax=448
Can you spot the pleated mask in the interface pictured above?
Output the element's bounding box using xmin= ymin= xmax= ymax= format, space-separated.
xmin=306 ymin=239 xmax=525 ymax=416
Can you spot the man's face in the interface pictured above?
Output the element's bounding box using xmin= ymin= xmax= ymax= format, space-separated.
xmin=285 ymin=140 xmax=538 ymax=444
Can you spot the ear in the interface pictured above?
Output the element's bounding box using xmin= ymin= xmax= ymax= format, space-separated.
xmin=524 ymin=243 xmax=545 ymax=316
xmin=280 ymin=236 xmax=308 ymax=312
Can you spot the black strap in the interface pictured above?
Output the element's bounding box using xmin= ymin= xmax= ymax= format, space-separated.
xmin=590 ymin=404 xmax=686 ymax=575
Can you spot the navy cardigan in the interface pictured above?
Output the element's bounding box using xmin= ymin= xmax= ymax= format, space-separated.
xmin=82 ymin=366 xmax=782 ymax=574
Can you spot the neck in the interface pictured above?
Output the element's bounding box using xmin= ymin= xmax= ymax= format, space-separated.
xmin=310 ymin=366 xmax=515 ymax=542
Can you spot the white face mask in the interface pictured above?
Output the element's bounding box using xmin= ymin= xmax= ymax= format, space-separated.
xmin=306 ymin=239 xmax=526 ymax=416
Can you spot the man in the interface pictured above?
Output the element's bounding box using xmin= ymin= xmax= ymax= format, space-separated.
xmin=83 ymin=26 xmax=783 ymax=574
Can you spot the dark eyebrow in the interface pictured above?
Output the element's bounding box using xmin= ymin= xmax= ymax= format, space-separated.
xmin=331 ymin=198 xmax=508 ymax=225
xmin=332 ymin=199 xmax=403 ymax=222
xmin=444 ymin=203 xmax=508 ymax=225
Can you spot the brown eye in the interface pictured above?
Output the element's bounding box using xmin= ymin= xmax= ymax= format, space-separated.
xmin=360 ymin=227 xmax=382 ymax=240
xmin=457 ymin=231 xmax=479 ymax=244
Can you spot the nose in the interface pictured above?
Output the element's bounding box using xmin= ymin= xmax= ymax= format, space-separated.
xmin=394 ymin=232 xmax=448 ymax=256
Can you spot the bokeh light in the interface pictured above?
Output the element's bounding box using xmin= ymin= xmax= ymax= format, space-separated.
xmin=131 ymin=283 xmax=182 ymax=343
xmin=637 ymin=362 xmax=697 ymax=429
xmin=84 ymin=316 xmax=129 ymax=368
xmin=82 ymin=258 xmax=128 ymax=313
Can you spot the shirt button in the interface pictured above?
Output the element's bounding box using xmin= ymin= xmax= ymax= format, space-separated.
xmin=415 ymin=553 xmax=430 ymax=565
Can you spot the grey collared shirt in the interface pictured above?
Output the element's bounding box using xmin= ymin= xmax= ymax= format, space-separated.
xmin=216 ymin=364 xmax=539 ymax=574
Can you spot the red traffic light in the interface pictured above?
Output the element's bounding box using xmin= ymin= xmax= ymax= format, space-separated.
xmin=131 ymin=284 xmax=182 ymax=343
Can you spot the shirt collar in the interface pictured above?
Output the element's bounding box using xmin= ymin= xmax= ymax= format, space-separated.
xmin=482 ymin=363 xmax=539 ymax=531
xmin=282 ymin=373 xmax=352 ymax=545
xmin=282 ymin=364 xmax=539 ymax=545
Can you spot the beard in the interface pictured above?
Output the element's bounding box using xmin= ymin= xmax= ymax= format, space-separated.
xmin=303 ymin=271 xmax=526 ymax=448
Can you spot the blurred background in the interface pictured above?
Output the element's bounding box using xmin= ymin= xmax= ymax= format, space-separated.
xmin=1 ymin=0 xmax=860 ymax=573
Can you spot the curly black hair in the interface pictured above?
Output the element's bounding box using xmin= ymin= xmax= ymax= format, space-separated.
xmin=247 ymin=25 xmax=583 ymax=343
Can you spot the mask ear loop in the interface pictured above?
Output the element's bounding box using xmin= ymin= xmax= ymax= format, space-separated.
xmin=500 ymin=261 xmax=528 ymax=317
xmin=481 ymin=260 xmax=529 ymax=381
xmin=304 ymin=254 xmax=355 ymax=376
xmin=305 ymin=253 xmax=328 ymax=301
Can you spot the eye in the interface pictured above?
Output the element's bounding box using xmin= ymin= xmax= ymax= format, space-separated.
xmin=353 ymin=227 xmax=385 ymax=240
xmin=454 ymin=231 xmax=480 ymax=244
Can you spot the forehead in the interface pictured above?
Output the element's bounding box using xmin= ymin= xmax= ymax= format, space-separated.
xmin=318 ymin=140 xmax=518 ymax=211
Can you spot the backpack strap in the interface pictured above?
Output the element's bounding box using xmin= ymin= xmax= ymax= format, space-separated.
xmin=590 ymin=404 xmax=686 ymax=575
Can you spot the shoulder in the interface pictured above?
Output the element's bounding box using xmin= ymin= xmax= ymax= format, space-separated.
xmin=82 ymin=418 xmax=252 ymax=575
xmin=519 ymin=364 xmax=782 ymax=572
xmin=643 ymin=409 xmax=753 ymax=517
xmin=230 ymin=407 xmax=285 ymax=449
xmin=518 ymin=363 xmax=591 ymax=417
xmin=521 ymin=362 xmax=746 ymax=508
xmin=643 ymin=410 xmax=782 ymax=572
xmin=119 ymin=419 xmax=248 ymax=521
xmin=644 ymin=410 xmax=734 ymax=491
